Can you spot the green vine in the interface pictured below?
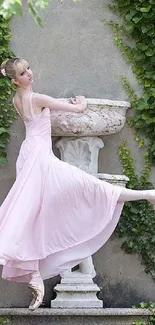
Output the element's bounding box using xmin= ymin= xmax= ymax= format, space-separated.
xmin=0 ymin=317 xmax=10 ymax=324
xmin=106 ymin=0 xmax=155 ymax=165
xmin=117 ymin=142 xmax=155 ymax=276
xmin=132 ymin=302 xmax=155 ymax=325
xmin=0 ymin=15 xmax=16 ymax=164
xmin=105 ymin=0 xmax=155 ymax=277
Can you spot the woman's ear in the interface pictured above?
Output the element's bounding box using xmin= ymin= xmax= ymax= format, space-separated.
xmin=11 ymin=78 xmax=19 ymax=86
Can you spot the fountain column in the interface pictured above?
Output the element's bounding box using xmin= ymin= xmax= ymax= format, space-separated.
xmin=50 ymin=98 xmax=130 ymax=308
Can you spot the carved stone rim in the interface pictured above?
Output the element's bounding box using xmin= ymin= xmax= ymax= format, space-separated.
xmin=51 ymin=98 xmax=130 ymax=136
xmin=86 ymin=98 xmax=130 ymax=109
xmin=96 ymin=173 xmax=129 ymax=182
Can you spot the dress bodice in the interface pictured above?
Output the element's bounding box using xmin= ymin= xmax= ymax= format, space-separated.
xmin=24 ymin=108 xmax=51 ymax=139
xmin=13 ymin=93 xmax=52 ymax=141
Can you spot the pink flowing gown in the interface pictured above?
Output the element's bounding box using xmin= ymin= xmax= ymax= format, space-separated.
xmin=0 ymin=94 xmax=124 ymax=283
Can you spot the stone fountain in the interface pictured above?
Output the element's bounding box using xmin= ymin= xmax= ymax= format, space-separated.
xmin=50 ymin=98 xmax=130 ymax=308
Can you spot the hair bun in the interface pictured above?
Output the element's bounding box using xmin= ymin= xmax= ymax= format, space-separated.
xmin=1 ymin=68 xmax=7 ymax=76
xmin=1 ymin=59 xmax=8 ymax=77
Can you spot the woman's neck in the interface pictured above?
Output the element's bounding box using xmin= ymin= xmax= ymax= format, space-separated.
xmin=17 ymin=85 xmax=33 ymax=92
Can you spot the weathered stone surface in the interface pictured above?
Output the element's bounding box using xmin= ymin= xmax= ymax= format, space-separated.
xmin=51 ymin=271 xmax=102 ymax=309
xmin=55 ymin=135 xmax=129 ymax=309
xmin=0 ymin=308 xmax=153 ymax=316
xmin=56 ymin=137 xmax=104 ymax=174
xmin=51 ymin=99 xmax=130 ymax=136
xmin=96 ymin=173 xmax=129 ymax=187
xmin=0 ymin=308 xmax=153 ymax=325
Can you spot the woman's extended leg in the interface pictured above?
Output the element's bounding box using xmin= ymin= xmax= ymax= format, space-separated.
xmin=119 ymin=188 xmax=155 ymax=204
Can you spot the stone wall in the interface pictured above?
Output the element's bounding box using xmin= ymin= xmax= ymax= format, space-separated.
xmin=0 ymin=0 xmax=154 ymax=308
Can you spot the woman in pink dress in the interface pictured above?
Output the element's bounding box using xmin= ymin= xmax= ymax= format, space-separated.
xmin=0 ymin=57 xmax=155 ymax=310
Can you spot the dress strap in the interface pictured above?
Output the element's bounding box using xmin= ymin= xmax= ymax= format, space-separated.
xmin=29 ymin=92 xmax=35 ymax=118
xmin=12 ymin=97 xmax=23 ymax=118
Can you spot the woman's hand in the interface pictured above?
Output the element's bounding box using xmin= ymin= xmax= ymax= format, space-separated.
xmin=70 ymin=96 xmax=87 ymax=112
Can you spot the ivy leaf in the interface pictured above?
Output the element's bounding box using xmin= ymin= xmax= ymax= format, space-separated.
xmin=133 ymin=16 xmax=142 ymax=24
xmin=0 ymin=143 xmax=5 ymax=148
xmin=125 ymin=13 xmax=135 ymax=21
xmin=136 ymin=97 xmax=148 ymax=110
xmin=135 ymin=52 xmax=145 ymax=61
xmin=28 ymin=2 xmax=43 ymax=26
xmin=145 ymin=49 xmax=154 ymax=56
xmin=0 ymin=127 xmax=9 ymax=134
xmin=141 ymin=25 xmax=151 ymax=33
xmin=142 ymin=115 xmax=155 ymax=124
xmin=140 ymin=302 xmax=148 ymax=308
xmin=137 ymin=43 xmax=148 ymax=51
xmin=140 ymin=6 xmax=152 ymax=13
xmin=144 ymin=80 xmax=151 ymax=87
xmin=130 ymin=207 xmax=139 ymax=214
xmin=12 ymin=2 xmax=23 ymax=16
xmin=152 ymin=39 xmax=155 ymax=46
xmin=125 ymin=22 xmax=134 ymax=32
xmin=0 ymin=156 xmax=7 ymax=164
xmin=0 ymin=0 xmax=22 ymax=19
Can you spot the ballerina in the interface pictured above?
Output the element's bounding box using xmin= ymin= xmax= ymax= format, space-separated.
xmin=0 ymin=57 xmax=155 ymax=310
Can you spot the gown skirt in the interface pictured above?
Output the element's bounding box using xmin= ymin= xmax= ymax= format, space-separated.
xmin=0 ymin=94 xmax=124 ymax=283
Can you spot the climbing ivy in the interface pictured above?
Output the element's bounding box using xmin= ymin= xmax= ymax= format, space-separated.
xmin=0 ymin=317 xmax=10 ymax=324
xmin=117 ymin=142 xmax=155 ymax=277
xmin=132 ymin=302 xmax=155 ymax=325
xmin=105 ymin=0 xmax=155 ymax=277
xmin=0 ymin=16 xmax=16 ymax=164
xmin=106 ymin=0 xmax=155 ymax=165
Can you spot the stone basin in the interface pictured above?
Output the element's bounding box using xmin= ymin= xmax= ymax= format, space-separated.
xmin=51 ymin=98 xmax=130 ymax=137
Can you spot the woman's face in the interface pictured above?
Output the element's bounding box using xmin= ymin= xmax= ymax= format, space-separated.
xmin=13 ymin=61 xmax=33 ymax=88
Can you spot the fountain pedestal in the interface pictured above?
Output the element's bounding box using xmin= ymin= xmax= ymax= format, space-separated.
xmin=51 ymin=98 xmax=130 ymax=308
xmin=51 ymin=270 xmax=102 ymax=308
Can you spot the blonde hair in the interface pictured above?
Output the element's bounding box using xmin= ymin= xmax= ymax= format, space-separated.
xmin=0 ymin=58 xmax=29 ymax=79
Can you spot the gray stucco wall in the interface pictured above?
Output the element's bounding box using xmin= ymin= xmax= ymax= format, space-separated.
xmin=0 ymin=0 xmax=154 ymax=308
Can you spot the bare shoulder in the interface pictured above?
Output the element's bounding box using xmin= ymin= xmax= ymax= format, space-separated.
xmin=31 ymin=92 xmax=44 ymax=104
xmin=31 ymin=92 xmax=48 ymax=98
xmin=32 ymin=92 xmax=52 ymax=101
xmin=13 ymin=91 xmax=32 ymax=108
xmin=13 ymin=94 xmax=21 ymax=110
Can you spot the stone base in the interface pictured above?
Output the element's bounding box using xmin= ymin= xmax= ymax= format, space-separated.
xmin=0 ymin=308 xmax=152 ymax=325
xmin=51 ymin=271 xmax=102 ymax=309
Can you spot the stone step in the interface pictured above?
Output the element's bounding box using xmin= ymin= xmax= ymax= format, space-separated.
xmin=54 ymin=284 xmax=100 ymax=291
xmin=51 ymin=300 xmax=103 ymax=308
xmin=0 ymin=308 xmax=152 ymax=325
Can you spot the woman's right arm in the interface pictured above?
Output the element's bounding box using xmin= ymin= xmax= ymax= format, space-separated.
xmin=32 ymin=93 xmax=87 ymax=113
